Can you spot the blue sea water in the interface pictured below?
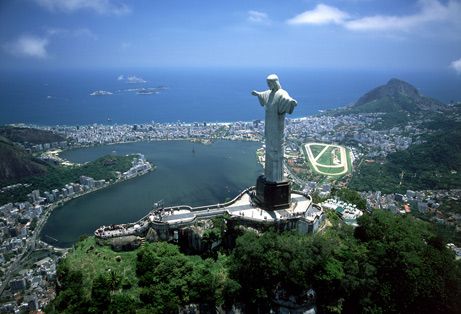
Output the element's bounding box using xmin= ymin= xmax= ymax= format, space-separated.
xmin=1 ymin=68 xmax=460 ymax=125
xmin=42 ymin=140 xmax=262 ymax=246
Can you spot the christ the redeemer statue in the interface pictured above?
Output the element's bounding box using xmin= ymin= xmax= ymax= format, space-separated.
xmin=252 ymin=74 xmax=297 ymax=183
xmin=251 ymin=74 xmax=297 ymax=210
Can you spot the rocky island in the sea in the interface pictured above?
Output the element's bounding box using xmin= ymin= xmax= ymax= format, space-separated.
xmin=136 ymin=87 xmax=161 ymax=95
xmin=90 ymin=90 xmax=113 ymax=96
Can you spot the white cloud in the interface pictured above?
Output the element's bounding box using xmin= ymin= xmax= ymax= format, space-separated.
xmin=3 ymin=27 xmax=97 ymax=59
xmin=35 ymin=0 xmax=130 ymax=15
xmin=345 ymin=0 xmax=460 ymax=31
xmin=287 ymin=0 xmax=461 ymax=33
xmin=45 ymin=27 xmax=97 ymax=40
xmin=3 ymin=35 xmax=49 ymax=59
xmin=247 ymin=10 xmax=270 ymax=24
xmin=451 ymin=58 xmax=461 ymax=74
xmin=73 ymin=28 xmax=98 ymax=39
xmin=287 ymin=4 xmax=349 ymax=25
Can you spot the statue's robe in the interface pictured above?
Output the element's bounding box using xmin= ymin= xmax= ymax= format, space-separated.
xmin=256 ymin=88 xmax=297 ymax=182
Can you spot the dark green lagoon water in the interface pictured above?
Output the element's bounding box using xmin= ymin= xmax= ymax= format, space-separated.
xmin=41 ymin=140 xmax=262 ymax=247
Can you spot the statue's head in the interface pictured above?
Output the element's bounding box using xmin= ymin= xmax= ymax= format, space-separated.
xmin=266 ymin=74 xmax=281 ymax=91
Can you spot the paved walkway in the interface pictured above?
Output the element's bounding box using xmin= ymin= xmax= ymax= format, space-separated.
xmin=95 ymin=191 xmax=316 ymax=239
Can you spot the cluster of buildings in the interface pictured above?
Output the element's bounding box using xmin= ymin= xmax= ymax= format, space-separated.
xmin=362 ymin=189 xmax=439 ymax=214
xmin=320 ymin=198 xmax=363 ymax=226
xmin=301 ymin=182 xmax=332 ymax=198
xmin=0 ymin=198 xmax=60 ymax=312
xmin=18 ymin=140 xmax=68 ymax=153
xmin=285 ymin=114 xmax=423 ymax=158
xmin=286 ymin=114 xmax=373 ymax=143
xmin=121 ymin=154 xmax=152 ymax=179
xmin=49 ymin=121 xmax=262 ymax=146
xmin=0 ymin=256 xmax=58 ymax=313
xmin=0 ymin=201 xmax=42 ymax=259
xmin=0 ymin=176 xmax=107 ymax=311
xmin=361 ymin=189 xmax=461 ymax=223
xmin=24 ymin=112 xmax=424 ymax=164
xmin=29 ymin=176 xmax=108 ymax=206
xmin=0 ymin=153 xmax=152 ymax=311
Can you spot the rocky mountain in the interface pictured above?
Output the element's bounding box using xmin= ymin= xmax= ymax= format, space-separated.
xmin=351 ymin=78 xmax=446 ymax=113
xmin=0 ymin=126 xmax=65 ymax=145
xmin=0 ymin=136 xmax=46 ymax=182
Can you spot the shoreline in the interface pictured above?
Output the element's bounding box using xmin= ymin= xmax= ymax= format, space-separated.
xmin=0 ymin=161 xmax=155 ymax=295
xmin=56 ymin=138 xmax=262 ymax=163
xmin=38 ymin=161 xmax=155 ymax=248
xmin=40 ymin=140 xmax=262 ymax=248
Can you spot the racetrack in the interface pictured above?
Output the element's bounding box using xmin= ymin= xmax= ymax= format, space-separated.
xmin=304 ymin=142 xmax=350 ymax=176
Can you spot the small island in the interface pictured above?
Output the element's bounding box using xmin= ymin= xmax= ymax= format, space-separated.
xmin=90 ymin=90 xmax=113 ymax=96
xmin=136 ymin=87 xmax=160 ymax=95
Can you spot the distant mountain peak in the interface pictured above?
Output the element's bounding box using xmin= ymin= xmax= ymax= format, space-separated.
xmin=388 ymin=78 xmax=407 ymax=84
xmin=352 ymin=78 xmax=445 ymax=113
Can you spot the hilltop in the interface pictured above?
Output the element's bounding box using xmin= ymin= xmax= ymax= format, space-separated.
xmin=0 ymin=136 xmax=46 ymax=182
xmin=46 ymin=211 xmax=461 ymax=314
xmin=0 ymin=126 xmax=67 ymax=183
xmin=0 ymin=126 xmax=65 ymax=145
xmin=350 ymin=78 xmax=446 ymax=113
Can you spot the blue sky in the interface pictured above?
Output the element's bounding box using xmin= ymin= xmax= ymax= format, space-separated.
xmin=1 ymin=0 xmax=460 ymax=72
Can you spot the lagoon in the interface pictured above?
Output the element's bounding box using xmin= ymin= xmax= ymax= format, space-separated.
xmin=40 ymin=140 xmax=262 ymax=247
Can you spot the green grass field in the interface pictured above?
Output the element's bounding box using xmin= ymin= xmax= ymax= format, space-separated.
xmin=304 ymin=143 xmax=352 ymax=177
xmin=309 ymin=144 xmax=325 ymax=158
xmin=346 ymin=148 xmax=353 ymax=174
xmin=66 ymin=236 xmax=139 ymax=299
xmin=316 ymin=165 xmax=344 ymax=175
xmin=316 ymin=147 xmax=338 ymax=166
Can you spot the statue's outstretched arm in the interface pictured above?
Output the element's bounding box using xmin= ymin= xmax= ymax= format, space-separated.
xmin=252 ymin=90 xmax=267 ymax=106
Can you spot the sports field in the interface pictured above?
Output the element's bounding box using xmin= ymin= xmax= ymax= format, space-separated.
xmin=304 ymin=142 xmax=351 ymax=176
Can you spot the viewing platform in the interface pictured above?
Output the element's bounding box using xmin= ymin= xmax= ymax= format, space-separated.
xmin=94 ymin=187 xmax=324 ymax=239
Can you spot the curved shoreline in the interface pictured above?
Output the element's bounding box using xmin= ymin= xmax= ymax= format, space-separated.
xmin=39 ymin=160 xmax=155 ymax=248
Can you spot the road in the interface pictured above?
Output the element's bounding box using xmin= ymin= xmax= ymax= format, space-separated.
xmin=284 ymin=160 xmax=307 ymax=188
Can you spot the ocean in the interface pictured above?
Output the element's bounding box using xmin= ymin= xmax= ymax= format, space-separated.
xmin=1 ymin=68 xmax=460 ymax=125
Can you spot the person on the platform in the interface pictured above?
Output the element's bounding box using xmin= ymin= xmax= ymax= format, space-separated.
xmin=252 ymin=74 xmax=297 ymax=183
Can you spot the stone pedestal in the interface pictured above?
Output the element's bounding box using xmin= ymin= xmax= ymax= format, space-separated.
xmin=253 ymin=175 xmax=291 ymax=210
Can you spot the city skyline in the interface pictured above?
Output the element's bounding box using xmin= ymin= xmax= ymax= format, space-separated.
xmin=0 ymin=0 xmax=460 ymax=72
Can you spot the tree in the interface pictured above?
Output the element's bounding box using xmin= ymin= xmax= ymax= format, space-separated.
xmin=354 ymin=210 xmax=461 ymax=313
xmin=136 ymin=242 xmax=217 ymax=312
xmin=90 ymin=274 xmax=111 ymax=312
xmin=228 ymin=231 xmax=317 ymax=311
xmin=45 ymin=260 xmax=90 ymax=313
xmin=108 ymin=294 xmax=138 ymax=314
xmin=108 ymin=270 xmax=121 ymax=292
xmin=334 ymin=188 xmax=366 ymax=210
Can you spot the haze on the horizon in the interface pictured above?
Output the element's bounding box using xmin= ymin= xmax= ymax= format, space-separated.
xmin=0 ymin=0 xmax=460 ymax=73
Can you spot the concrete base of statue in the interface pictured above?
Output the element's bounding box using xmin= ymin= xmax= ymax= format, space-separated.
xmin=253 ymin=175 xmax=291 ymax=210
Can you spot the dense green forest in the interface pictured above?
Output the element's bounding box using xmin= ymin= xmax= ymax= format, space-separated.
xmin=0 ymin=155 xmax=135 ymax=204
xmin=350 ymin=119 xmax=461 ymax=193
xmin=46 ymin=210 xmax=461 ymax=313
